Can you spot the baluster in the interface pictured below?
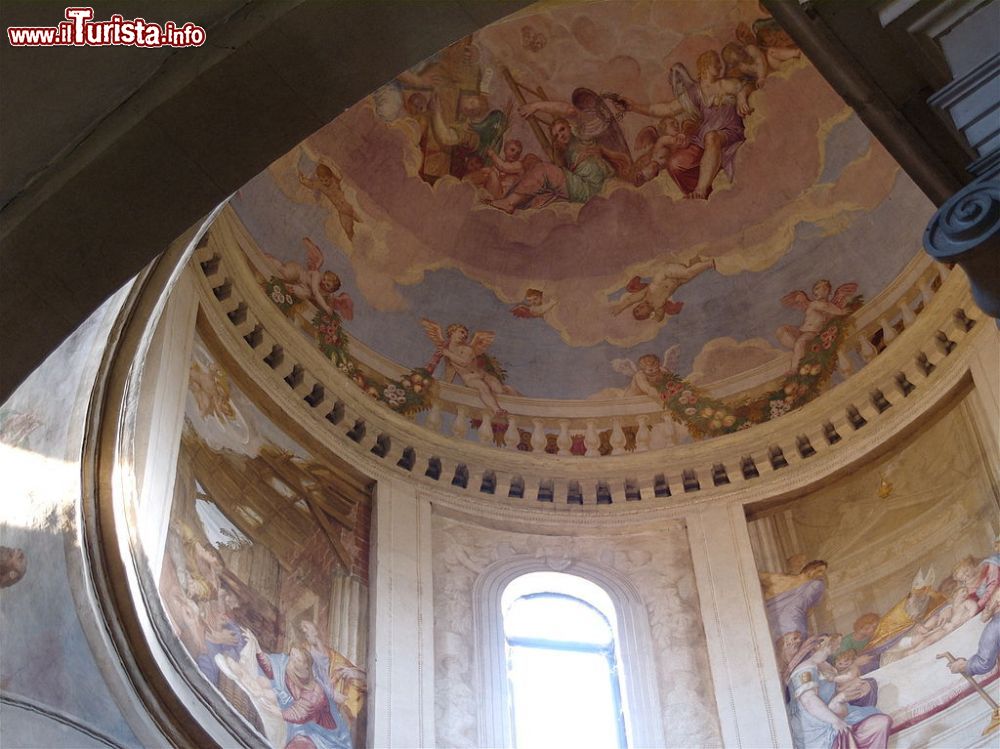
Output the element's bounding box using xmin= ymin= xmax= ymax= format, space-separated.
xmin=530 ymin=419 xmax=547 ymax=453
xmin=522 ymin=475 xmax=541 ymax=501
xmin=838 ymin=348 xmax=856 ymax=375
xmin=919 ymin=278 xmax=935 ymax=308
xmin=857 ymin=334 xmax=877 ymax=362
xmin=452 ymin=405 xmax=468 ymax=440
xmin=635 ymin=415 xmax=650 ymax=452
xmin=478 ymin=411 xmax=493 ymax=444
xmin=879 ymin=317 xmax=896 ymax=345
xmin=584 ymin=420 xmax=600 ymax=457
xmin=556 ymin=420 xmax=571 ymax=456
xmin=899 ymin=299 xmax=916 ymax=327
xmin=610 ymin=418 xmax=626 ymax=455
xmin=937 ymin=263 xmax=951 ymax=281
xmin=494 ymin=472 xmax=513 ymax=497
xmin=658 ymin=414 xmax=679 ymax=448
xmin=426 ymin=401 xmax=443 ymax=433
xmin=503 ymin=415 xmax=520 ymax=449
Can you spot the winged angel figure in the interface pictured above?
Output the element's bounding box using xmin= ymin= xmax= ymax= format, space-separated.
xmin=612 ymin=345 xmax=682 ymax=400
xmin=776 ymin=280 xmax=858 ymax=373
xmin=264 ymin=238 xmax=354 ymax=320
xmin=625 ymin=56 xmax=752 ymax=198
xmin=421 ymin=319 xmax=516 ymax=417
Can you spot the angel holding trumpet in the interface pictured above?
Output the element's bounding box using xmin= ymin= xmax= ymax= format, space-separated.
xmin=421 ymin=319 xmax=516 ymax=417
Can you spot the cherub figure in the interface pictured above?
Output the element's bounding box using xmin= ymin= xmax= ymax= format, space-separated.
xmin=777 ymin=279 xmax=858 ymax=373
xmin=484 ymin=139 xmax=530 ymax=198
xmin=612 ymin=257 xmax=715 ymax=323
xmin=736 ymin=15 xmax=801 ymax=74
xmin=823 ymin=648 xmax=875 ymax=701
xmin=521 ymin=25 xmax=546 ymax=53
xmin=465 ymin=139 xmax=538 ymax=199
xmin=298 ymin=163 xmax=361 ymax=240
xmin=0 ymin=546 xmax=27 ymax=588
xmin=510 ymin=288 xmax=557 ymax=319
xmin=612 ymin=346 xmax=681 ymax=400
xmin=630 ymin=116 xmax=691 ymax=186
xmin=265 ymin=238 xmax=354 ymax=320
xmin=188 ymin=361 xmax=236 ymax=422
xmin=721 ymin=20 xmax=800 ymax=90
xmin=420 ymin=320 xmax=515 ymax=417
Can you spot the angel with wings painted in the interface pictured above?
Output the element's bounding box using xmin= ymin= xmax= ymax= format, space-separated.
xmin=777 ymin=279 xmax=858 ymax=373
xmin=298 ymin=162 xmax=361 ymax=241
xmin=629 ymin=116 xmax=692 ymax=186
xmin=624 ymin=52 xmax=753 ymax=199
xmin=612 ymin=346 xmax=681 ymax=400
xmin=264 ymin=238 xmax=354 ymax=320
xmin=421 ymin=320 xmax=514 ymax=416
xmin=612 ymin=257 xmax=715 ymax=324
xmin=510 ymin=288 xmax=557 ymax=319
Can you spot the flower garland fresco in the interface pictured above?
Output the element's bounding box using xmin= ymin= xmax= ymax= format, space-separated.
xmin=261 ymin=261 xmax=862 ymax=446
xmin=652 ymin=295 xmax=861 ymax=439
xmin=260 ymin=274 xmax=435 ymax=416
xmin=224 ymin=0 xmax=934 ymax=457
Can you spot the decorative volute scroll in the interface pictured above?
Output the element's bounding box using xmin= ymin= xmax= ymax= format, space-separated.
xmin=924 ymin=177 xmax=1000 ymax=318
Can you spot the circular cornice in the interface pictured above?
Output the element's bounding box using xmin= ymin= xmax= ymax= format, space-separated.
xmin=192 ymin=216 xmax=987 ymax=524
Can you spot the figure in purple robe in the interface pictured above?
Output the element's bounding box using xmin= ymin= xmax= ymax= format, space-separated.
xmin=766 ymin=560 xmax=829 ymax=639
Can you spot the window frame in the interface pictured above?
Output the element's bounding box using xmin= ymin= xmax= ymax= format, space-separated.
xmin=474 ymin=558 xmax=665 ymax=748
xmin=503 ymin=589 xmax=628 ymax=749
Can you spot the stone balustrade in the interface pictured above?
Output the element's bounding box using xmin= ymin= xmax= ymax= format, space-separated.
xmin=191 ymin=216 xmax=984 ymax=510
xmin=201 ymin=207 xmax=955 ymax=461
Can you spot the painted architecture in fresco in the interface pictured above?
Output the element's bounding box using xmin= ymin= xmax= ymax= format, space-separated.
xmin=206 ymin=0 xmax=935 ymax=452
xmin=158 ymin=340 xmax=370 ymax=749
xmin=747 ymin=400 xmax=1000 ymax=748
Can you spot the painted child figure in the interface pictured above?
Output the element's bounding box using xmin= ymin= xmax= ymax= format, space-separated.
xmin=613 ymin=257 xmax=716 ymax=323
xmin=265 ymin=238 xmax=354 ymax=321
xmin=510 ymin=288 xmax=557 ymax=319
xmin=881 ymin=560 xmax=984 ymax=664
xmin=421 ymin=320 xmax=515 ymax=417
xmin=630 ymin=116 xmax=691 ymax=187
xmin=839 ymin=613 xmax=880 ymax=655
xmin=777 ymin=279 xmax=858 ymax=374
xmin=623 ymin=353 xmax=669 ymax=399
xmin=825 ymin=648 xmax=874 ymax=702
xmin=484 ymin=139 xmax=531 ymax=199
xmin=298 ymin=163 xmax=361 ymax=241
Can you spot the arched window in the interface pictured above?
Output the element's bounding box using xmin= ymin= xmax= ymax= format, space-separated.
xmin=475 ymin=559 xmax=664 ymax=748
xmin=500 ymin=572 xmax=627 ymax=749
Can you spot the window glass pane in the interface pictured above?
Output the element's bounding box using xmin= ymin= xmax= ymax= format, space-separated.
xmin=505 ymin=594 xmax=612 ymax=646
xmin=508 ymin=645 xmax=622 ymax=749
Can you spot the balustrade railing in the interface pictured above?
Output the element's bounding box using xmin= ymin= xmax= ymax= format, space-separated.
xmin=193 ymin=223 xmax=982 ymax=509
xmin=205 ymin=207 xmax=953 ymax=459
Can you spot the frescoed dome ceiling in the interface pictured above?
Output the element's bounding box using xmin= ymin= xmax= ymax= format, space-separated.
xmin=217 ymin=0 xmax=936 ymax=444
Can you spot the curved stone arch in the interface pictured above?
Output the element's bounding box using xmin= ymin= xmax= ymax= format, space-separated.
xmin=472 ymin=554 xmax=666 ymax=749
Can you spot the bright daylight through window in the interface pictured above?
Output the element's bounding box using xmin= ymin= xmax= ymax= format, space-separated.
xmin=502 ymin=572 xmax=628 ymax=749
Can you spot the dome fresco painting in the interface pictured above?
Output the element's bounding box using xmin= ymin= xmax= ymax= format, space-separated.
xmin=217 ymin=0 xmax=935 ymax=444
xmin=4 ymin=1 xmax=1000 ymax=748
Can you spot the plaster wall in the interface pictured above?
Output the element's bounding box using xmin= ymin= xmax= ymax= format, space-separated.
xmin=431 ymin=513 xmax=721 ymax=748
xmin=1 ymin=259 xmax=998 ymax=749
xmin=0 ymin=285 xmax=149 ymax=747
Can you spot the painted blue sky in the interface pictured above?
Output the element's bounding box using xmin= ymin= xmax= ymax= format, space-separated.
xmin=232 ymin=114 xmax=931 ymax=400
